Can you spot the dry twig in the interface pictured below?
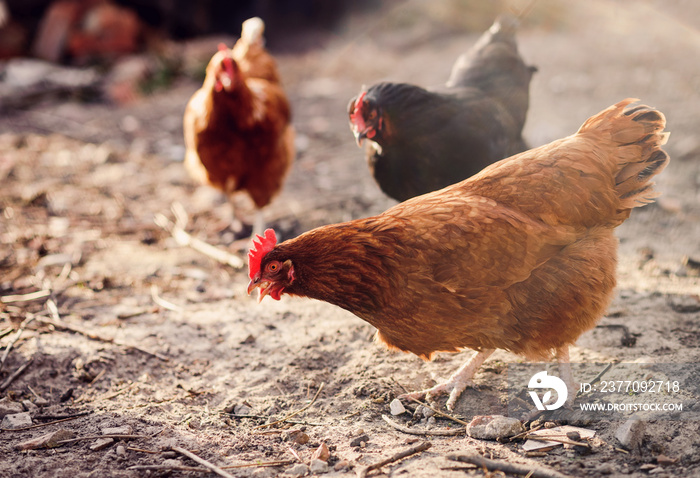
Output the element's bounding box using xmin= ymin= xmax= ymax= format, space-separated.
xmin=171 ymin=446 xmax=236 ymax=478
xmin=35 ymin=316 xmax=168 ymax=362
xmin=510 ymin=424 xmax=544 ymax=442
xmin=381 ymin=415 xmax=465 ymax=436
xmin=523 ymin=435 xmax=589 ymax=447
xmin=0 ymin=315 xmax=36 ymax=374
xmin=128 ymin=465 xmax=206 ymax=472
xmin=253 ymin=382 xmax=325 ymax=429
xmin=0 ymin=357 xmax=34 ymax=391
xmin=56 ymin=434 xmax=148 ymax=445
xmin=150 ymin=285 xmax=184 ymax=313
xmin=128 ymin=460 xmax=294 ymax=473
xmin=0 ymin=290 xmax=50 ymax=304
xmin=447 ymin=453 xmax=571 ymax=478
xmin=223 ymin=460 xmax=294 ymax=469
xmin=286 ymin=446 xmax=302 ymax=463
xmin=0 ymin=415 xmax=88 ymax=432
xmin=34 ymin=412 xmax=91 ymax=421
xmin=154 ymin=203 xmax=244 ymax=269
xmin=407 ymin=397 xmax=470 ymax=427
xmin=357 ymin=441 xmax=431 ymax=478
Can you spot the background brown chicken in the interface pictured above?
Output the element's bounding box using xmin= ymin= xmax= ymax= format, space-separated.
xmin=347 ymin=14 xmax=536 ymax=202
xmin=183 ymin=17 xmax=295 ymax=237
xmin=249 ymin=98 xmax=669 ymax=410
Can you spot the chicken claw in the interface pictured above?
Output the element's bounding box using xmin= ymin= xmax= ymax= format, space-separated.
xmin=401 ymin=349 xmax=494 ymax=410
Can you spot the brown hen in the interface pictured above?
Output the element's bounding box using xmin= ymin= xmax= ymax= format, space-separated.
xmin=249 ymin=99 xmax=669 ymax=410
xmin=183 ymin=17 xmax=294 ymax=236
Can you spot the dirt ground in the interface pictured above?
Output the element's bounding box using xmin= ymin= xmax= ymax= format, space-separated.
xmin=2 ymin=0 xmax=700 ymax=477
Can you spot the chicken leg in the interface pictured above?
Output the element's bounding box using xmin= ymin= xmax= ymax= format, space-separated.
xmin=401 ymin=349 xmax=494 ymax=410
xmin=556 ymin=345 xmax=578 ymax=407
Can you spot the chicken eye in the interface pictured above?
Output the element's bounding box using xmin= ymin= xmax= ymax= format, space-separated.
xmin=367 ymin=109 xmax=377 ymax=121
xmin=266 ymin=261 xmax=281 ymax=273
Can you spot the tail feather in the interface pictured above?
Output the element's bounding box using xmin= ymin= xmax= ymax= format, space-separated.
xmin=580 ymin=99 xmax=670 ymax=211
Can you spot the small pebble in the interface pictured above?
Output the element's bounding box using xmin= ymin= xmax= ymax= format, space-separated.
xmin=334 ymin=460 xmax=350 ymax=471
xmin=33 ymin=397 xmax=50 ymax=407
xmin=309 ymin=459 xmax=329 ymax=474
xmin=251 ymin=468 xmax=275 ymax=478
xmin=0 ymin=398 xmax=25 ymax=418
xmin=22 ymin=400 xmax=38 ymax=412
xmin=389 ymin=398 xmax=406 ymax=415
xmin=657 ymin=454 xmax=677 ymax=466
xmin=544 ymin=421 xmax=557 ymax=429
xmin=596 ymin=463 xmax=614 ymax=475
xmin=89 ymin=438 xmax=115 ymax=451
xmin=285 ymin=463 xmax=309 ymax=477
xmin=349 ymin=434 xmax=369 ymax=447
xmin=102 ymin=425 xmax=133 ymax=436
xmin=615 ymin=417 xmax=646 ymax=450
xmin=467 ymin=415 xmax=524 ymax=440
xmin=566 ymin=431 xmax=581 ymax=441
xmin=116 ymin=445 xmax=126 ymax=457
xmin=284 ymin=429 xmax=310 ymax=445
xmin=311 ymin=442 xmax=330 ymax=462
xmin=1 ymin=412 xmax=32 ymax=429
xmin=234 ymin=403 xmax=253 ymax=415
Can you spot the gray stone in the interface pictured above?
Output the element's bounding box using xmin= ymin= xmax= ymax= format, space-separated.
xmin=467 ymin=415 xmax=524 ymax=440
xmin=102 ymin=425 xmax=133 ymax=436
xmin=89 ymin=438 xmax=115 ymax=451
xmin=22 ymin=400 xmax=38 ymax=412
xmin=251 ymin=468 xmax=275 ymax=478
xmin=615 ymin=418 xmax=645 ymax=450
xmin=33 ymin=396 xmax=50 ymax=407
xmin=116 ymin=445 xmax=126 ymax=457
xmin=1 ymin=412 xmax=32 ymax=429
xmin=234 ymin=403 xmax=253 ymax=415
xmin=285 ymin=463 xmax=309 ymax=477
xmin=309 ymin=459 xmax=329 ymax=474
xmin=389 ymin=398 xmax=406 ymax=415
xmin=0 ymin=399 xmax=24 ymax=419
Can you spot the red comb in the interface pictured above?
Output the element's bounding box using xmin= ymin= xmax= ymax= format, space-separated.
xmin=248 ymin=229 xmax=278 ymax=279
xmin=349 ymin=91 xmax=367 ymax=127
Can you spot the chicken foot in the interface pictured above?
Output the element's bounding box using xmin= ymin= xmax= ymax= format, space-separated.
xmin=401 ymin=349 xmax=494 ymax=411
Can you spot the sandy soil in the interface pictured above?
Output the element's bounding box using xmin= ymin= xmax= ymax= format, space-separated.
xmin=1 ymin=1 xmax=700 ymax=477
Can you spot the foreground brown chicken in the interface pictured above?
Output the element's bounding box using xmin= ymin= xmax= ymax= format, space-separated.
xmin=249 ymin=99 xmax=669 ymax=409
xmin=348 ymin=14 xmax=535 ymax=202
xmin=183 ymin=17 xmax=294 ymax=235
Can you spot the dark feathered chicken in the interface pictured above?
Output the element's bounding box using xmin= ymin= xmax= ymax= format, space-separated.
xmin=348 ymin=14 xmax=536 ymax=202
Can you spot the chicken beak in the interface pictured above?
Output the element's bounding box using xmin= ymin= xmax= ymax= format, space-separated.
xmin=246 ymin=278 xmax=259 ymax=296
xmin=353 ymin=129 xmax=367 ymax=147
xmin=247 ymin=278 xmax=272 ymax=303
